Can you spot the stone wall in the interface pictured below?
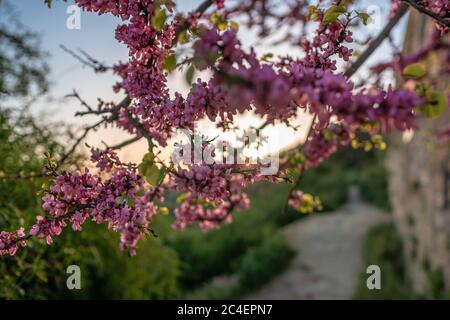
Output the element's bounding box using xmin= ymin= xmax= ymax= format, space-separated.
xmin=386 ymin=11 xmax=450 ymax=295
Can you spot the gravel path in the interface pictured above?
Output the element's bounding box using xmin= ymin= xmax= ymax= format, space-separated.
xmin=247 ymin=202 xmax=389 ymax=300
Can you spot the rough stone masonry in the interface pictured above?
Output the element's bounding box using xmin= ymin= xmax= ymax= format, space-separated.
xmin=387 ymin=10 xmax=450 ymax=295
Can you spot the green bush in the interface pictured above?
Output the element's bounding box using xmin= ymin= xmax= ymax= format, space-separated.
xmin=358 ymin=163 xmax=391 ymax=211
xmin=161 ymin=211 xmax=277 ymax=290
xmin=301 ymin=161 xmax=350 ymax=211
xmin=301 ymin=147 xmax=390 ymax=212
xmin=159 ymin=182 xmax=296 ymax=292
xmin=238 ymin=233 xmax=294 ymax=290
xmin=353 ymin=223 xmax=415 ymax=299
xmin=183 ymin=232 xmax=295 ymax=299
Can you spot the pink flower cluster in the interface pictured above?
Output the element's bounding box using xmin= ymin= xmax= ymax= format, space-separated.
xmin=173 ymin=176 xmax=250 ymax=231
xmin=302 ymin=20 xmax=354 ymax=71
xmin=1 ymin=149 xmax=161 ymax=256
xmin=0 ymin=228 xmax=26 ymax=256
xmin=171 ymin=164 xmax=233 ymax=203
xmin=288 ymin=190 xmax=305 ymax=210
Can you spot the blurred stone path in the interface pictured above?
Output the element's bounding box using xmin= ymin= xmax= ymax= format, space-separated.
xmin=247 ymin=201 xmax=389 ymax=300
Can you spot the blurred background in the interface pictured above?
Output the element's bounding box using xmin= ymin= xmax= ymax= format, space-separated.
xmin=0 ymin=0 xmax=449 ymax=299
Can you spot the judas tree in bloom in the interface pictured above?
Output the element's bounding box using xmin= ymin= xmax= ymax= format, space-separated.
xmin=1 ymin=0 xmax=450 ymax=256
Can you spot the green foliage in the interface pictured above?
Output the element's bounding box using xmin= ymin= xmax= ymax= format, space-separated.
xmin=322 ymin=5 xmax=346 ymax=25
xmin=419 ymin=91 xmax=447 ymax=118
xmin=138 ymin=152 xmax=167 ymax=187
xmin=353 ymin=223 xmax=415 ymax=299
xmin=425 ymin=267 xmax=450 ymax=299
xmin=186 ymin=280 xmax=239 ymax=300
xmin=185 ymin=65 xmax=196 ymax=85
xmin=43 ymin=0 xmax=67 ymax=9
xmin=152 ymin=8 xmax=168 ymax=31
xmin=0 ymin=7 xmax=180 ymax=295
xmin=354 ymin=223 xmax=450 ymax=300
xmin=185 ymin=232 xmax=294 ymax=300
xmin=356 ymin=12 xmax=371 ymax=25
xmin=306 ymin=5 xmax=319 ymax=21
xmin=238 ymin=234 xmax=294 ymax=290
xmin=301 ymin=146 xmax=390 ymax=211
xmin=163 ymin=53 xmax=177 ymax=72
xmin=356 ymin=162 xmax=391 ymax=211
xmin=0 ymin=3 xmax=49 ymax=97
xmin=301 ymin=164 xmax=349 ymax=211
xmin=414 ymin=79 xmax=448 ymax=119
xmin=157 ymin=182 xmax=295 ymax=293
xmin=403 ymin=63 xmax=426 ymax=79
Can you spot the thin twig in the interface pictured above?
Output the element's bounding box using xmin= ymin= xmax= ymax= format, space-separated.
xmin=60 ymin=45 xmax=110 ymax=73
xmin=57 ymin=118 xmax=106 ymax=168
xmin=66 ymin=89 xmax=94 ymax=113
xmin=125 ymin=110 xmax=155 ymax=151
xmin=282 ymin=115 xmax=317 ymax=213
xmin=110 ymin=136 xmax=142 ymax=150
xmin=344 ymin=3 xmax=409 ymax=78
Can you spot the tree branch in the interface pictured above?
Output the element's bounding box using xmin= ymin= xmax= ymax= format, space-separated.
xmin=110 ymin=136 xmax=141 ymax=150
xmin=57 ymin=118 xmax=106 ymax=168
xmin=403 ymin=0 xmax=450 ymax=28
xmin=125 ymin=110 xmax=155 ymax=151
xmin=344 ymin=3 xmax=409 ymax=78
xmin=60 ymin=45 xmax=110 ymax=73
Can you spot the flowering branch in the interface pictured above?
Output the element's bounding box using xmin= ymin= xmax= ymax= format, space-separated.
xmin=403 ymin=0 xmax=450 ymax=28
xmin=3 ymin=0 xmax=449 ymax=257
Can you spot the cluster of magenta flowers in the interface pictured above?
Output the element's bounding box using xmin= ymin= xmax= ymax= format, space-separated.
xmin=1 ymin=0 xmax=448 ymax=256
xmin=2 ymin=149 xmax=161 ymax=256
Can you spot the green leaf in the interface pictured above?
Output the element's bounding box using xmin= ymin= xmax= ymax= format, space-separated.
xmin=223 ymin=74 xmax=246 ymax=86
xmin=307 ymin=5 xmax=319 ymax=21
xmin=322 ymin=5 xmax=346 ymax=25
xmin=138 ymin=153 xmax=167 ymax=186
xmin=230 ymin=21 xmax=239 ymax=31
xmin=43 ymin=0 xmax=67 ymax=8
xmin=357 ymin=12 xmax=371 ymax=25
xmin=285 ymin=168 xmax=299 ymax=183
xmin=420 ymin=91 xmax=448 ymax=118
xmin=158 ymin=207 xmax=169 ymax=215
xmin=323 ymin=129 xmax=334 ymax=141
xmin=176 ymin=30 xmax=189 ymax=44
xmin=185 ymin=65 xmax=195 ymax=85
xmin=211 ymin=12 xmax=228 ymax=31
xmin=403 ymin=63 xmax=427 ymax=79
xmin=152 ymin=9 xmax=168 ymax=31
xmin=163 ymin=54 xmax=177 ymax=72
xmin=260 ymin=53 xmax=274 ymax=62
xmin=176 ymin=193 xmax=188 ymax=203
xmin=352 ymin=50 xmax=361 ymax=57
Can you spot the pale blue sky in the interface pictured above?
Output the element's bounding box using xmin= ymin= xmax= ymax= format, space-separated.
xmin=9 ymin=0 xmax=409 ymax=162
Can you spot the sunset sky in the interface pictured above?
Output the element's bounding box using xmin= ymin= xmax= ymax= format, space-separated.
xmin=10 ymin=0 xmax=409 ymax=163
